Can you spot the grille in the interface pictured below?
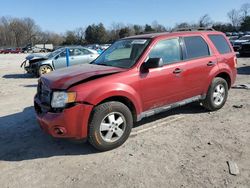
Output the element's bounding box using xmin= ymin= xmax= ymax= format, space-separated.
xmin=37 ymin=81 xmax=51 ymax=105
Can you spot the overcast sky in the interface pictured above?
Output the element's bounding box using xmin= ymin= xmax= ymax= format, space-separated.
xmin=1 ymin=0 xmax=249 ymax=33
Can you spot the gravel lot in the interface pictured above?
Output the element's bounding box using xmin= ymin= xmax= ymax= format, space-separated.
xmin=0 ymin=54 xmax=249 ymax=188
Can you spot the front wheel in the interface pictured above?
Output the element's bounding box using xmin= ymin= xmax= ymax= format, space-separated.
xmin=202 ymin=77 xmax=228 ymax=111
xmin=38 ymin=65 xmax=52 ymax=77
xmin=88 ymin=102 xmax=133 ymax=151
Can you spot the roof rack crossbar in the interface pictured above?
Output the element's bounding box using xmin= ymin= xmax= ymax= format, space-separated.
xmin=171 ymin=27 xmax=215 ymax=32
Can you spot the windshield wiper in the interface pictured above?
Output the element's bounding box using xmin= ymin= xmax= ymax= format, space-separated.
xmin=95 ymin=63 xmax=110 ymax=66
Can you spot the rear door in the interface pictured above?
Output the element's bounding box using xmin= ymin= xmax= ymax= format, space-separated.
xmin=207 ymin=34 xmax=236 ymax=86
xmin=70 ymin=48 xmax=95 ymax=65
xmin=181 ymin=35 xmax=219 ymax=97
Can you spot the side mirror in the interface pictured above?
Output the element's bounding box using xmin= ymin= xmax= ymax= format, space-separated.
xmin=143 ymin=58 xmax=163 ymax=69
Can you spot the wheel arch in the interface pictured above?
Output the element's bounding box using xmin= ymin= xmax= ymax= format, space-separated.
xmin=39 ymin=63 xmax=54 ymax=70
xmin=95 ymin=96 xmax=138 ymax=123
xmin=215 ymin=72 xmax=231 ymax=88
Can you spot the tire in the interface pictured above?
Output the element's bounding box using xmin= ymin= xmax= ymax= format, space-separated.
xmin=88 ymin=101 xmax=133 ymax=151
xmin=38 ymin=65 xmax=52 ymax=77
xmin=202 ymin=77 xmax=228 ymax=111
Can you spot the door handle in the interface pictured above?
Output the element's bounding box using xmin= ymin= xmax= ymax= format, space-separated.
xmin=207 ymin=61 xmax=216 ymax=66
xmin=173 ymin=68 xmax=183 ymax=74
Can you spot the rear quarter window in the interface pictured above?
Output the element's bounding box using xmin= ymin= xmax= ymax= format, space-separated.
xmin=208 ymin=34 xmax=232 ymax=54
xmin=184 ymin=36 xmax=210 ymax=59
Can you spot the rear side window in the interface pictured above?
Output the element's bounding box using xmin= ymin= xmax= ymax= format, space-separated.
xmin=208 ymin=35 xmax=232 ymax=54
xmin=149 ymin=38 xmax=182 ymax=65
xmin=184 ymin=36 xmax=210 ymax=59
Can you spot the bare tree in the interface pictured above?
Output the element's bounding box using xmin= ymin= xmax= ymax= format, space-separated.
xmin=175 ymin=22 xmax=192 ymax=29
xmin=227 ymin=9 xmax=242 ymax=29
xmin=198 ymin=14 xmax=212 ymax=27
xmin=0 ymin=16 xmax=41 ymax=47
xmin=47 ymin=32 xmax=64 ymax=46
xmin=241 ymin=3 xmax=250 ymax=19
xmin=22 ymin=18 xmax=40 ymax=45
xmin=108 ymin=22 xmax=124 ymax=41
xmin=9 ymin=18 xmax=27 ymax=47
xmin=0 ymin=17 xmax=13 ymax=47
xmin=74 ymin=27 xmax=86 ymax=44
xmin=151 ymin=21 xmax=166 ymax=32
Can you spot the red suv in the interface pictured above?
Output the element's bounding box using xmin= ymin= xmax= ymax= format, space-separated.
xmin=34 ymin=30 xmax=237 ymax=151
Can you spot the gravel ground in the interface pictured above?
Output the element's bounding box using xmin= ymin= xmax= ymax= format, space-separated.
xmin=0 ymin=54 xmax=249 ymax=188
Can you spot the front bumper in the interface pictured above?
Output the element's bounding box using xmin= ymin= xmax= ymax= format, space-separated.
xmin=34 ymin=97 xmax=94 ymax=139
xmin=24 ymin=65 xmax=36 ymax=74
xmin=21 ymin=60 xmax=38 ymax=74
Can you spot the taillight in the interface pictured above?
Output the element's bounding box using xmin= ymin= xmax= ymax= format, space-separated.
xmin=234 ymin=56 xmax=237 ymax=68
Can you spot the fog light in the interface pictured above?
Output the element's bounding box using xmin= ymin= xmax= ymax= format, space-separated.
xmin=54 ymin=127 xmax=66 ymax=135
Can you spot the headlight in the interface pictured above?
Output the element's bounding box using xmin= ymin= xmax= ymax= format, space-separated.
xmin=51 ymin=91 xmax=76 ymax=108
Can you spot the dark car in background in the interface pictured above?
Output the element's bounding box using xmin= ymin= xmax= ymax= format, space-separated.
xmin=239 ymin=42 xmax=250 ymax=56
xmin=232 ymin=35 xmax=250 ymax=51
xmin=228 ymin=36 xmax=239 ymax=45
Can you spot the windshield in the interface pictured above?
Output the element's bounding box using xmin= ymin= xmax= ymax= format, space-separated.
xmin=46 ymin=48 xmax=64 ymax=59
xmin=92 ymin=39 xmax=150 ymax=68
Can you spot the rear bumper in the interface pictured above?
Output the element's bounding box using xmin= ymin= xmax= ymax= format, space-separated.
xmin=34 ymin=97 xmax=94 ymax=139
xmin=232 ymin=68 xmax=237 ymax=86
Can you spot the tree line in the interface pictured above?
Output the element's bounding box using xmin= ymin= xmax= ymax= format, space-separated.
xmin=1 ymin=3 xmax=250 ymax=48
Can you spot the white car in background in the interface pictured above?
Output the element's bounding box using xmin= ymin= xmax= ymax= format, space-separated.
xmin=21 ymin=46 xmax=99 ymax=77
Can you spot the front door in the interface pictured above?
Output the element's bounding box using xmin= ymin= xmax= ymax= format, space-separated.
xmin=140 ymin=37 xmax=188 ymax=111
xmin=53 ymin=49 xmax=67 ymax=69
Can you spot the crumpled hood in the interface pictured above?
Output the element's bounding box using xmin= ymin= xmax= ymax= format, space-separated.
xmin=26 ymin=54 xmax=48 ymax=61
xmin=41 ymin=64 xmax=126 ymax=89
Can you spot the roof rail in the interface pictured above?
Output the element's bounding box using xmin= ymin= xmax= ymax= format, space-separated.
xmin=171 ymin=27 xmax=215 ymax=32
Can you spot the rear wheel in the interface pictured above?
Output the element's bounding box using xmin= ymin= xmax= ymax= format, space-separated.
xmin=88 ymin=102 xmax=133 ymax=151
xmin=202 ymin=77 xmax=228 ymax=111
xmin=38 ymin=65 xmax=52 ymax=77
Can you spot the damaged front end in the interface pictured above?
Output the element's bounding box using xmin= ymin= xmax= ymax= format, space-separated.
xmin=21 ymin=54 xmax=48 ymax=75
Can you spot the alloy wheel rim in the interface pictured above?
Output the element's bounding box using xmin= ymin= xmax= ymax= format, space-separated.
xmin=40 ymin=66 xmax=51 ymax=74
xmin=99 ymin=112 xmax=126 ymax=143
xmin=213 ymin=84 xmax=225 ymax=106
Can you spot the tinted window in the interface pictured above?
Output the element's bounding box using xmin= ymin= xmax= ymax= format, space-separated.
xmin=184 ymin=36 xmax=210 ymax=59
xmin=149 ymin=38 xmax=181 ymax=65
xmin=208 ymin=35 xmax=232 ymax=54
